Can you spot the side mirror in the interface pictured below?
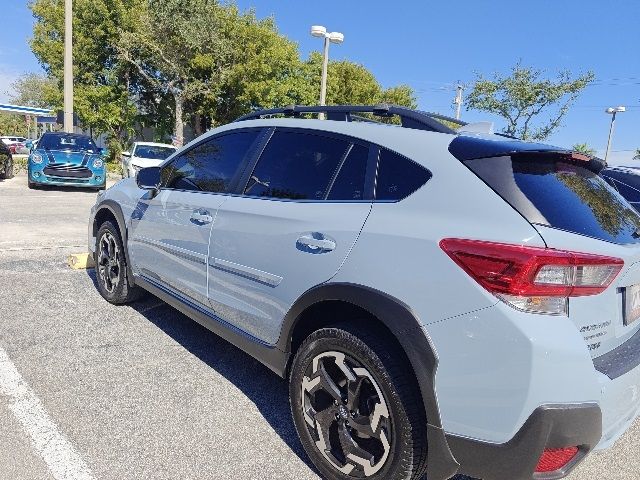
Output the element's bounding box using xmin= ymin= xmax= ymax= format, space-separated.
xmin=25 ymin=141 xmax=33 ymax=149
xmin=136 ymin=166 xmax=161 ymax=195
xmin=122 ymin=151 xmax=131 ymax=157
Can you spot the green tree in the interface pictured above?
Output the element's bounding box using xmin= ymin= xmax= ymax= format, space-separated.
xmin=572 ymin=143 xmax=596 ymax=156
xmin=117 ymin=0 xmax=232 ymax=145
xmin=466 ymin=63 xmax=594 ymax=140
xmin=30 ymin=0 xmax=141 ymax=152
xmin=303 ymin=52 xmax=416 ymax=107
xmin=634 ymin=148 xmax=640 ymax=161
xmin=9 ymin=73 xmax=59 ymax=108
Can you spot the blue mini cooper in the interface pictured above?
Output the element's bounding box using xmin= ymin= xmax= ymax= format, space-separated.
xmin=28 ymin=132 xmax=106 ymax=190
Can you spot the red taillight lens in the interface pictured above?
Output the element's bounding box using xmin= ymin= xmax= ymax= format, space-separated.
xmin=440 ymin=239 xmax=623 ymax=297
xmin=440 ymin=239 xmax=623 ymax=314
xmin=535 ymin=447 xmax=579 ymax=473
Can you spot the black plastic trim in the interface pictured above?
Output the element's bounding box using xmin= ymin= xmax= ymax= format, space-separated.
xmin=92 ymin=200 xmax=136 ymax=287
xmin=593 ymin=326 xmax=640 ymax=379
xmin=135 ymin=275 xmax=289 ymax=376
xmin=274 ymin=282 xmax=460 ymax=480
xmin=446 ymin=403 xmax=602 ymax=480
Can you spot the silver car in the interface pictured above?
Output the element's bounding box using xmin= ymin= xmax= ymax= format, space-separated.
xmin=89 ymin=105 xmax=640 ymax=480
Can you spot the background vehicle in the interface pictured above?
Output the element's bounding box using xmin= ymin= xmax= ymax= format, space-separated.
xmin=89 ymin=105 xmax=640 ymax=480
xmin=28 ymin=132 xmax=106 ymax=190
xmin=121 ymin=142 xmax=176 ymax=178
xmin=601 ymin=166 xmax=640 ymax=212
xmin=0 ymin=141 xmax=14 ymax=179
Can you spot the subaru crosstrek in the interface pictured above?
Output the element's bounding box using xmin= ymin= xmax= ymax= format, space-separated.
xmin=29 ymin=132 xmax=106 ymax=189
xmin=88 ymin=105 xmax=640 ymax=480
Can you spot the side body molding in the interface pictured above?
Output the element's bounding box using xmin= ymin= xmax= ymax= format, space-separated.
xmin=276 ymin=283 xmax=460 ymax=480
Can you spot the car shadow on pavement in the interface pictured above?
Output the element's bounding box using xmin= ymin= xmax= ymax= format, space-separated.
xmin=85 ymin=270 xmax=475 ymax=480
xmin=85 ymin=269 xmax=317 ymax=475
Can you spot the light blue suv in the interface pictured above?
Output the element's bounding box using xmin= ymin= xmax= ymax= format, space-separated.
xmin=89 ymin=105 xmax=640 ymax=480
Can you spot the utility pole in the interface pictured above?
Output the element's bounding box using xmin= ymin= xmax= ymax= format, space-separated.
xmin=63 ymin=0 xmax=73 ymax=133
xmin=604 ymin=106 xmax=625 ymax=164
xmin=453 ymin=84 xmax=464 ymax=120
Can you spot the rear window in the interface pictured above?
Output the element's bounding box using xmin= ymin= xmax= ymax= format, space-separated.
xmin=465 ymin=154 xmax=640 ymax=244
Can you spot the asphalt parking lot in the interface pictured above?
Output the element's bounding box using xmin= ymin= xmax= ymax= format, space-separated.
xmin=0 ymin=172 xmax=639 ymax=479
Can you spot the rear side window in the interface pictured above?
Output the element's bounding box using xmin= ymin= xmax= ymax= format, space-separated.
xmin=375 ymin=148 xmax=431 ymax=201
xmin=162 ymin=130 xmax=260 ymax=193
xmin=327 ymin=143 xmax=369 ymax=201
xmin=466 ymin=155 xmax=640 ymax=244
xmin=245 ymin=130 xmax=350 ymax=200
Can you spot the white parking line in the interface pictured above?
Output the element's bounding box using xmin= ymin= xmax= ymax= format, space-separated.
xmin=0 ymin=347 xmax=95 ymax=480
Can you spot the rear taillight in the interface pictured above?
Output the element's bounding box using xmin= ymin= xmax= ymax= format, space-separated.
xmin=535 ymin=447 xmax=579 ymax=473
xmin=440 ymin=238 xmax=623 ymax=315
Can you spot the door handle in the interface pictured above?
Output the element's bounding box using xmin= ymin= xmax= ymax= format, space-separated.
xmin=296 ymin=233 xmax=336 ymax=253
xmin=190 ymin=209 xmax=213 ymax=225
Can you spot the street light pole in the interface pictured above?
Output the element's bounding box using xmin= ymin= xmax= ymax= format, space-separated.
xmin=319 ymin=35 xmax=330 ymax=107
xmin=63 ymin=0 xmax=73 ymax=133
xmin=604 ymin=106 xmax=625 ymax=164
xmin=311 ymin=26 xmax=344 ymax=118
xmin=454 ymin=84 xmax=464 ymax=120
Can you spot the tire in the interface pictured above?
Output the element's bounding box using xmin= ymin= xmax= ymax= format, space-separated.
xmin=0 ymin=158 xmax=14 ymax=179
xmin=28 ymin=178 xmax=37 ymax=189
xmin=290 ymin=322 xmax=428 ymax=480
xmin=95 ymin=220 xmax=144 ymax=304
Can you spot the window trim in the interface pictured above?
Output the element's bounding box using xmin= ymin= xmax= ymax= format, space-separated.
xmin=159 ymin=127 xmax=267 ymax=195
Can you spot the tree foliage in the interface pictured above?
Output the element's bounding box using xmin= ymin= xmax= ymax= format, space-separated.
xmin=466 ymin=63 xmax=594 ymax=141
xmin=29 ymin=0 xmax=418 ymax=146
xmin=572 ymin=143 xmax=597 ymax=156
xmin=9 ymin=73 xmax=59 ymax=107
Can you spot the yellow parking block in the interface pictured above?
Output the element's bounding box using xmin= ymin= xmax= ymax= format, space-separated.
xmin=67 ymin=253 xmax=95 ymax=269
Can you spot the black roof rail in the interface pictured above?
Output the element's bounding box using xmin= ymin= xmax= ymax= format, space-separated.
xmin=234 ymin=104 xmax=465 ymax=134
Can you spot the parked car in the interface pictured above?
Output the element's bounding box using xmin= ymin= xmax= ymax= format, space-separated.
xmin=601 ymin=166 xmax=640 ymax=212
xmin=28 ymin=132 xmax=106 ymax=190
xmin=0 ymin=141 xmax=14 ymax=179
xmin=1 ymin=135 xmax=28 ymax=146
xmin=121 ymin=142 xmax=176 ymax=178
xmin=89 ymin=105 xmax=640 ymax=480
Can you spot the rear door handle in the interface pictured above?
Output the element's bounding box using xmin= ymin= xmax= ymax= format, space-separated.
xmin=190 ymin=209 xmax=213 ymax=225
xmin=296 ymin=233 xmax=336 ymax=253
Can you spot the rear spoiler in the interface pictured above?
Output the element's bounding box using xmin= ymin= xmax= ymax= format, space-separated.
xmin=449 ymin=135 xmax=606 ymax=173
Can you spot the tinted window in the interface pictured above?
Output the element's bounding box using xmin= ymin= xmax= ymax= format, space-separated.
xmin=162 ymin=130 xmax=260 ymax=193
xmin=327 ymin=143 xmax=369 ymax=200
xmin=466 ymin=155 xmax=640 ymax=244
xmin=134 ymin=144 xmax=176 ymax=160
xmin=612 ymin=180 xmax=640 ymax=203
xmin=245 ymin=130 xmax=349 ymax=200
xmin=375 ymin=148 xmax=431 ymax=200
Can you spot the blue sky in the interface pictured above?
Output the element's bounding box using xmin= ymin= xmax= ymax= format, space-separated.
xmin=2 ymin=1 xmax=638 ymax=162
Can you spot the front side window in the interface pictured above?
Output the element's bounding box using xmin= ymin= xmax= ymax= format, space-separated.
xmin=245 ymin=130 xmax=350 ymax=200
xmin=162 ymin=130 xmax=260 ymax=193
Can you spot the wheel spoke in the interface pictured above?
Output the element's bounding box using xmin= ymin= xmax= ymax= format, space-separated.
xmin=346 ymin=375 xmax=365 ymax=411
xmin=347 ymin=416 xmax=376 ymax=437
xmin=316 ymin=362 xmax=344 ymax=403
xmin=339 ymin=423 xmax=375 ymax=469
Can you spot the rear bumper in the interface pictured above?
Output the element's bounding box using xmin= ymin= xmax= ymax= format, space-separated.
xmin=594 ymin=342 xmax=640 ymax=449
xmin=446 ymin=403 xmax=602 ymax=480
